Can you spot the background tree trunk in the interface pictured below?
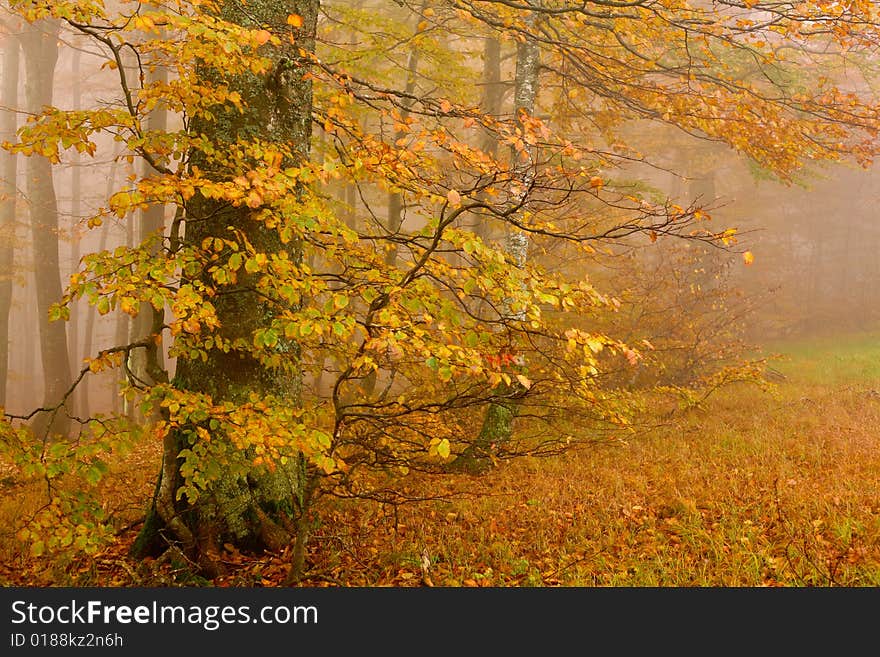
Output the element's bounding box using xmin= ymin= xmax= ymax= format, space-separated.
xmin=454 ymin=11 xmax=540 ymax=473
xmin=360 ymin=1 xmax=427 ymax=399
xmin=0 ymin=30 xmax=20 ymax=410
xmin=475 ymin=35 xmax=502 ymax=243
xmin=21 ymin=19 xmax=72 ymax=438
xmin=68 ymin=45 xmax=83 ymax=418
xmin=128 ymin=6 xmax=167 ymax=423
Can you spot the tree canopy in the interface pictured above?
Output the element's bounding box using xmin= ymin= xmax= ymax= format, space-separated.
xmin=3 ymin=0 xmax=880 ymax=576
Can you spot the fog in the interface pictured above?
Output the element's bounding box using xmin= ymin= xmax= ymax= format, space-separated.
xmin=2 ymin=7 xmax=880 ymax=421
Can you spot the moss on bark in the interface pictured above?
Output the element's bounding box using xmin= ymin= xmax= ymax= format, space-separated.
xmin=133 ymin=0 xmax=319 ymax=573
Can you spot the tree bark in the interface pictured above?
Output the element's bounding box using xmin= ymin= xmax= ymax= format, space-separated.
xmin=359 ymin=1 xmax=427 ymax=399
xmin=134 ymin=0 xmax=320 ymax=576
xmin=128 ymin=6 xmax=167 ymax=423
xmin=21 ymin=19 xmax=72 ymax=438
xmin=453 ymin=9 xmax=540 ymax=473
xmin=0 ymin=30 xmax=20 ymax=410
xmin=80 ymin=143 xmax=122 ymax=416
xmin=68 ymin=45 xmax=83 ymax=417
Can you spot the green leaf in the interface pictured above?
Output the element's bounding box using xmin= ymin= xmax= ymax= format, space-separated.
xmin=84 ymin=465 xmax=104 ymax=486
xmin=48 ymin=304 xmax=68 ymax=322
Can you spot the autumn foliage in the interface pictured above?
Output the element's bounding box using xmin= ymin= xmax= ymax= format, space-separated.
xmin=2 ymin=0 xmax=880 ymax=580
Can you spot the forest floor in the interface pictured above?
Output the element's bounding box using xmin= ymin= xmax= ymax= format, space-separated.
xmin=2 ymin=331 xmax=879 ymax=587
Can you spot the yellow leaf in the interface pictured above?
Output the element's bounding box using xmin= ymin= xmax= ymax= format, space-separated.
xmin=743 ymin=250 xmax=755 ymax=266
xmin=436 ymin=438 xmax=450 ymax=459
xmin=515 ymin=374 xmax=532 ymax=390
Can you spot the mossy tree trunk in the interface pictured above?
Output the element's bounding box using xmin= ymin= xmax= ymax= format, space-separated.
xmin=133 ymin=0 xmax=319 ymax=576
xmin=453 ymin=10 xmax=540 ymax=474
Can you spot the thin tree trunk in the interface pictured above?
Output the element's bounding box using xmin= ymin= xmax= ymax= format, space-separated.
xmin=453 ymin=9 xmax=540 ymax=473
xmin=80 ymin=143 xmax=122 ymax=416
xmin=475 ymin=35 xmax=502 ymax=242
xmin=360 ymin=1 xmax=427 ymax=399
xmin=127 ymin=8 xmax=167 ymax=424
xmin=0 ymin=31 xmax=20 ymax=409
xmin=68 ymin=45 xmax=83 ymax=417
xmin=21 ymin=19 xmax=72 ymax=439
xmin=385 ymin=0 xmax=426 ymax=269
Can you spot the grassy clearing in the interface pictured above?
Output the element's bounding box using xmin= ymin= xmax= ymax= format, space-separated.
xmin=2 ymin=332 xmax=879 ymax=586
xmin=763 ymin=329 xmax=880 ymax=385
xmin=299 ymin=381 xmax=879 ymax=587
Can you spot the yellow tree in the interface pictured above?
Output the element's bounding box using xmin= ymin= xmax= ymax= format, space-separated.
xmin=2 ymin=0 xmax=880 ymax=578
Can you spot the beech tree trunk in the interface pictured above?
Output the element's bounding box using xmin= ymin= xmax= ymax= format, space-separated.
xmin=475 ymin=35 xmax=502 ymax=242
xmin=21 ymin=20 xmax=72 ymax=438
xmin=454 ymin=11 xmax=540 ymax=473
xmin=68 ymin=46 xmax=83 ymax=417
xmin=128 ymin=26 xmax=167 ymax=424
xmin=134 ymin=0 xmax=319 ymax=577
xmin=80 ymin=143 xmax=122 ymax=416
xmin=0 ymin=31 xmax=20 ymax=410
xmin=385 ymin=0 xmax=427 ymax=269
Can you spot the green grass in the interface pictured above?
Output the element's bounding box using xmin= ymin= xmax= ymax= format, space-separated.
xmin=763 ymin=330 xmax=880 ymax=385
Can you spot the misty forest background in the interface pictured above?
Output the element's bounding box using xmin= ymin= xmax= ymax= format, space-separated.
xmin=0 ymin=0 xmax=878 ymax=586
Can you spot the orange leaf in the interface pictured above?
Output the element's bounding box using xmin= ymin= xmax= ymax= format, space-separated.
xmin=287 ymin=14 xmax=303 ymax=27
xmin=254 ymin=30 xmax=271 ymax=45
